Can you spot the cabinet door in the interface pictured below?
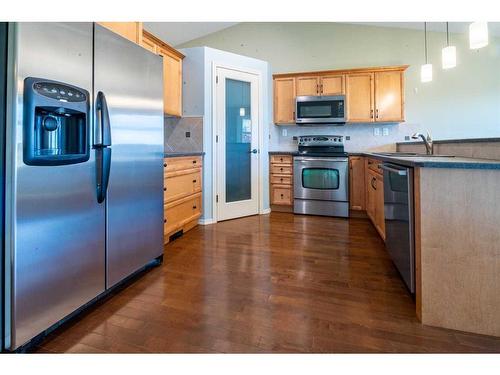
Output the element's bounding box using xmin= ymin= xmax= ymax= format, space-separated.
xmin=320 ymin=75 xmax=344 ymax=95
xmin=273 ymin=78 xmax=296 ymax=124
xmin=141 ymin=34 xmax=158 ymax=54
xmin=375 ymin=71 xmax=404 ymax=122
xmin=97 ymin=22 xmax=142 ymax=44
xmin=296 ymin=76 xmax=319 ymax=96
xmin=366 ymin=171 xmax=376 ymax=221
xmin=349 ymin=156 xmax=365 ymax=210
xmin=158 ymin=47 xmax=183 ymax=116
xmin=375 ymin=173 xmax=385 ymax=239
xmin=346 ymin=73 xmax=374 ymax=122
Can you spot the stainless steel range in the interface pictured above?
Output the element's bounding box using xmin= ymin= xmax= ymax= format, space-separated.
xmin=293 ymin=135 xmax=349 ymax=218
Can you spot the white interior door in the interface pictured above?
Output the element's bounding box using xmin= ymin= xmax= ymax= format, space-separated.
xmin=216 ymin=67 xmax=260 ymax=221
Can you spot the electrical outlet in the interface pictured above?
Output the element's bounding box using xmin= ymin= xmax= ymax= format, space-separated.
xmin=185 ymin=131 xmax=191 ymax=138
xmin=282 ymin=129 xmax=287 ymax=137
xmin=345 ymin=136 xmax=351 ymax=141
xmin=382 ymin=127 xmax=389 ymax=136
xmin=373 ymin=127 xmax=380 ymax=136
xmin=405 ymin=136 xmax=410 ymax=141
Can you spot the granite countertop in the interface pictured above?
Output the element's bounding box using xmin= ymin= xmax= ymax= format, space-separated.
xmin=164 ymin=151 xmax=205 ymax=157
xmin=269 ymin=150 xmax=500 ymax=170
xmin=397 ymin=137 xmax=500 ymax=146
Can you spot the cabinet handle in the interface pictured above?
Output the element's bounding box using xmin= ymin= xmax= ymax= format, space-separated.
xmin=280 ymin=194 xmax=284 ymax=198
xmin=320 ymin=84 xmax=323 ymax=93
xmin=292 ymin=111 xmax=295 ymax=120
xmin=370 ymin=109 xmax=374 ymax=118
xmin=193 ymin=205 xmax=197 ymax=209
xmin=192 ymin=160 xmax=197 ymax=164
xmin=163 ymin=163 xmax=167 ymax=167
xmin=193 ymin=179 xmax=197 ymax=183
xmin=163 ymin=219 xmax=167 ymax=223
xmin=280 ymin=178 xmax=283 ymax=182
xmin=376 ymin=109 xmax=379 ymax=119
xmin=163 ymin=187 xmax=166 ymax=191
xmin=280 ymin=158 xmax=283 ymax=162
xmin=280 ymin=167 xmax=283 ymax=171
xmin=316 ymin=84 xmax=319 ymax=94
xmin=371 ymin=177 xmax=377 ymax=190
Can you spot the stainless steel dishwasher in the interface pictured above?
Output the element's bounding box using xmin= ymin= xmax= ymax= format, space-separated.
xmin=380 ymin=163 xmax=415 ymax=294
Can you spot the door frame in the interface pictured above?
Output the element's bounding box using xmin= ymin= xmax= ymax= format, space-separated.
xmin=211 ymin=63 xmax=265 ymax=223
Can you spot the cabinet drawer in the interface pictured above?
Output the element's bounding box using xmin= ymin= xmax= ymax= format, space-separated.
xmin=367 ymin=158 xmax=382 ymax=175
xmin=271 ymin=155 xmax=293 ymax=164
xmin=271 ymin=186 xmax=293 ymax=205
xmin=165 ymin=169 xmax=201 ymax=203
xmin=164 ymin=193 xmax=202 ymax=235
xmin=270 ymin=175 xmax=292 ymax=185
xmin=270 ymin=154 xmax=293 ymax=164
xmin=164 ymin=156 xmax=202 ymax=173
xmin=271 ymin=165 xmax=293 ymax=175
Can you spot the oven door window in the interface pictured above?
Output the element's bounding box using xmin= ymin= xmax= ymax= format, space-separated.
xmin=297 ymin=100 xmax=344 ymax=119
xmin=302 ymin=168 xmax=340 ymax=190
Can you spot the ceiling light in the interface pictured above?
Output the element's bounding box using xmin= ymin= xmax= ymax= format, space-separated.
xmin=469 ymin=22 xmax=488 ymax=49
xmin=421 ymin=22 xmax=433 ymax=82
xmin=442 ymin=23 xmax=456 ymax=69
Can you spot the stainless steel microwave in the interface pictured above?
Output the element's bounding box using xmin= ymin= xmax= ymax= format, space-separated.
xmin=295 ymin=95 xmax=346 ymax=125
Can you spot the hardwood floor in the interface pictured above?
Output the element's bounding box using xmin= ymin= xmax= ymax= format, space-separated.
xmin=34 ymin=213 xmax=500 ymax=353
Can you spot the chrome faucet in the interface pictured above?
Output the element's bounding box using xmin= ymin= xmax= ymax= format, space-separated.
xmin=411 ymin=132 xmax=434 ymax=155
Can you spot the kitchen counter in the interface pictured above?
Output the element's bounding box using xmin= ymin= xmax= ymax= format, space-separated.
xmin=164 ymin=151 xmax=205 ymax=157
xmin=363 ymin=153 xmax=500 ymax=170
xmin=270 ymin=151 xmax=500 ymax=169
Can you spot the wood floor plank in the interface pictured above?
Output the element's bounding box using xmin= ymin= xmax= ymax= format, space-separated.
xmin=32 ymin=213 xmax=500 ymax=353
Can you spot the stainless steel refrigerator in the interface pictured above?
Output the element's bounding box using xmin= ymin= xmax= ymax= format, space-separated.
xmin=2 ymin=23 xmax=164 ymax=350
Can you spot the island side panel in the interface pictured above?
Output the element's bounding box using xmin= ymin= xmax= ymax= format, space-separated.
xmin=419 ymin=168 xmax=500 ymax=337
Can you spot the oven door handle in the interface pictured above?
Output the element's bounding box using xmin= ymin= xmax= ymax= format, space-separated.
xmin=380 ymin=163 xmax=408 ymax=176
xmin=294 ymin=158 xmax=348 ymax=163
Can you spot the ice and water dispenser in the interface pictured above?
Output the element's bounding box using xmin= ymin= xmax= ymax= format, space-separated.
xmin=23 ymin=77 xmax=90 ymax=165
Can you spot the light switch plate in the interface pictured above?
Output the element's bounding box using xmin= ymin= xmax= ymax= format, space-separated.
xmin=374 ymin=127 xmax=380 ymax=136
xmin=382 ymin=127 xmax=389 ymax=136
xmin=282 ymin=129 xmax=288 ymax=137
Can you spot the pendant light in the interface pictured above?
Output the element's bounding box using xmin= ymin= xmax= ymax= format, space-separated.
xmin=442 ymin=22 xmax=457 ymax=69
xmin=421 ymin=22 xmax=433 ymax=82
xmin=469 ymin=22 xmax=488 ymax=49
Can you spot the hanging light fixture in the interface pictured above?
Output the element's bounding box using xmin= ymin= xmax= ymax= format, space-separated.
xmin=469 ymin=22 xmax=488 ymax=49
xmin=421 ymin=22 xmax=433 ymax=82
xmin=442 ymin=22 xmax=457 ymax=69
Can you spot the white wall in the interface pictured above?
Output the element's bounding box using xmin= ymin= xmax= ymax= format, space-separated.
xmin=181 ymin=47 xmax=272 ymax=222
xmin=179 ymin=22 xmax=500 ymax=152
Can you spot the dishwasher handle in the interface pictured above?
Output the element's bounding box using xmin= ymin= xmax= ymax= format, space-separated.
xmin=380 ymin=163 xmax=408 ymax=176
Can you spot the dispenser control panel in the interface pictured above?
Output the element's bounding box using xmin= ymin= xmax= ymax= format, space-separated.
xmin=33 ymin=81 xmax=87 ymax=103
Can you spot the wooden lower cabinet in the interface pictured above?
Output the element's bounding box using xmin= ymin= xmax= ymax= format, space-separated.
xmin=366 ymin=165 xmax=385 ymax=240
xmin=349 ymin=156 xmax=366 ymax=210
xmin=164 ymin=156 xmax=203 ymax=243
xmin=269 ymin=154 xmax=294 ymax=210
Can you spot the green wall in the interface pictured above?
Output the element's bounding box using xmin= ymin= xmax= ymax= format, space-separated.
xmin=179 ymin=22 xmax=500 ymax=149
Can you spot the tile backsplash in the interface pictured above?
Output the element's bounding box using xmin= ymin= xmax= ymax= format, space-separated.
xmin=164 ymin=116 xmax=203 ymax=153
xmin=269 ymin=122 xmax=421 ymax=153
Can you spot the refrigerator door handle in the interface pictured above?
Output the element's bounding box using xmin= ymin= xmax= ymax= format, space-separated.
xmin=94 ymin=91 xmax=111 ymax=147
xmin=96 ymin=147 xmax=112 ymax=203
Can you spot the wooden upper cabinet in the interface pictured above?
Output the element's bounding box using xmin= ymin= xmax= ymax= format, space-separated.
xmin=374 ymin=70 xmax=404 ymax=122
xmin=272 ymin=65 xmax=407 ymax=125
xmin=158 ymin=47 xmax=183 ymax=117
xmin=296 ymin=76 xmax=319 ymax=96
xmin=273 ymin=77 xmax=296 ymax=124
xmin=97 ymin=22 xmax=142 ymax=44
xmin=141 ymin=33 xmax=158 ymax=54
xmin=320 ymin=75 xmax=344 ymax=95
xmin=346 ymin=73 xmax=374 ymax=122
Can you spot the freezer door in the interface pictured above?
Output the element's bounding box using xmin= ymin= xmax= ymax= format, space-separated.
xmin=8 ymin=23 xmax=105 ymax=349
xmin=94 ymin=25 xmax=164 ymax=288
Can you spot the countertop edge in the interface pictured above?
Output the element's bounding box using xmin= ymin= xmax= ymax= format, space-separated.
xmin=164 ymin=152 xmax=205 ymax=157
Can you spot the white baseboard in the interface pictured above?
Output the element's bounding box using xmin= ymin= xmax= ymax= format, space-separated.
xmin=260 ymin=208 xmax=271 ymax=215
xmin=198 ymin=218 xmax=217 ymax=225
